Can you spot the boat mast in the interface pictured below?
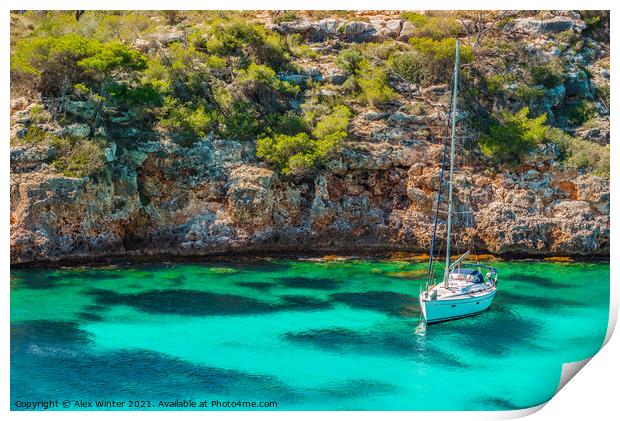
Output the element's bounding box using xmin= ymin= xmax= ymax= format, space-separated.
xmin=443 ymin=39 xmax=460 ymax=288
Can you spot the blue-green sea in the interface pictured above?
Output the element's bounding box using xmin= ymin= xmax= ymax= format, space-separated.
xmin=10 ymin=258 xmax=609 ymax=410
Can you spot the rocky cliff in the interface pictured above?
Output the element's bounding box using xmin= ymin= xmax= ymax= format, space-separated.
xmin=10 ymin=11 xmax=610 ymax=264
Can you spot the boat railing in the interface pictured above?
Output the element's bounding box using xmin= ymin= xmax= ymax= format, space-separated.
xmin=460 ymin=262 xmax=498 ymax=285
xmin=460 ymin=263 xmax=497 ymax=274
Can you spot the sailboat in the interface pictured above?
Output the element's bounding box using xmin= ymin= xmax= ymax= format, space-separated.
xmin=419 ymin=40 xmax=498 ymax=324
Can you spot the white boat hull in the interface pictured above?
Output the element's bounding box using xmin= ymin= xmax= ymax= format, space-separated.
xmin=420 ymin=288 xmax=496 ymax=324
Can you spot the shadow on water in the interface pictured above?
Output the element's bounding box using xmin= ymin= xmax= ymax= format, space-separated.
xmin=496 ymin=290 xmax=580 ymax=309
xmin=476 ymin=396 xmax=523 ymax=410
xmin=76 ymin=312 xmax=105 ymax=322
xmin=61 ymin=271 xmax=124 ymax=281
xmin=11 ymin=271 xmax=59 ymax=289
xmin=165 ymin=275 xmax=185 ymax=286
xmin=10 ymin=270 xmax=123 ymax=290
xmin=505 ymin=274 xmax=572 ymax=289
xmin=11 ymin=319 xmax=300 ymax=405
xmin=84 ymin=288 xmax=332 ymax=316
xmin=330 ymin=291 xmax=419 ymax=317
xmin=284 ymin=328 xmax=467 ymax=368
xmin=279 ymin=295 xmax=333 ymax=311
xmin=236 ymin=281 xmax=275 ymax=291
xmin=429 ymin=304 xmax=541 ymax=356
xmin=203 ymin=259 xmax=292 ymax=273
xmin=11 ymin=320 xmax=92 ymax=355
xmin=311 ymin=378 xmax=399 ymax=400
xmin=83 ymin=304 xmax=107 ymax=312
xmin=279 ymin=277 xmax=341 ymax=290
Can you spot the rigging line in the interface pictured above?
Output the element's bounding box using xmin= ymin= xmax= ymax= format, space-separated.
xmin=457 ymin=72 xmax=478 ymax=262
xmin=429 ymin=228 xmax=441 ymax=283
xmin=426 ymin=71 xmax=456 ymax=284
xmin=431 ymin=224 xmax=447 ymax=283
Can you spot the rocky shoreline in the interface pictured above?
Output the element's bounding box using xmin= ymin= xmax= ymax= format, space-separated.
xmin=10 ymin=249 xmax=610 ymax=269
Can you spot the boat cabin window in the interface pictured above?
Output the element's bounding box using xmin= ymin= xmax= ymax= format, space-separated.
xmin=449 ymin=268 xmax=484 ymax=283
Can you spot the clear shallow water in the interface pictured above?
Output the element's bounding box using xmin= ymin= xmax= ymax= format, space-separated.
xmin=11 ymin=258 xmax=609 ymax=410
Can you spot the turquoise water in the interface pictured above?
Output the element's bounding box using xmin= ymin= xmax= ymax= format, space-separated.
xmin=11 ymin=258 xmax=609 ymax=410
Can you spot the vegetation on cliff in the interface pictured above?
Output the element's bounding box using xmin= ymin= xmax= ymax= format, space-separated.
xmin=10 ymin=10 xmax=610 ymax=179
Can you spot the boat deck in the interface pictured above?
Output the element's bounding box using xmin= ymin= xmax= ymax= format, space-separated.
xmin=430 ymin=281 xmax=495 ymax=300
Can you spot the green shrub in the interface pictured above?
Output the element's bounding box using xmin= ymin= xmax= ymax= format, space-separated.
xmin=404 ymin=38 xmax=474 ymax=85
xmin=529 ymin=58 xmax=564 ymax=88
xmin=256 ymin=132 xmax=314 ymax=174
xmin=565 ymin=140 xmax=610 ymax=178
xmin=11 ymin=34 xmax=147 ymax=96
xmin=28 ymin=104 xmax=48 ymax=124
xmin=359 ymin=41 xmax=405 ymax=61
xmin=78 ymin=41 xmax=147 ymax=75
xmin=356 ymin=64 xmax=396 ymax=106
xmin=150 ymin=41 xmax=299 ymax=141
xmin=237 ymin=63 xmax=278 ymax=85
xmin=220 ymin=100 xmax=260 ymax=141
xmin=479 ymin=107 xmax=548 ymax=162
xmin=565 ymin=100 xmax=597 ymax=125
xmin=485 ymin=74 xmax=510 ymax=95
xmin=555 ymin=29 xmax=579 ymax=46
xmin=291 ymin=44 xmax=319 ymax=59
xmin=257 ymin=105 xmax=351 ymax=176
xmin=336 ymin=48 xmax=364 ymax=74
xmin=263 ymin=112 xmax=309 ymax=137
xmin=256 ymin=132 xmax=343 ymax=177
xmin=11 ymin=12 xmax=309 ymax=146
xmin=159 ymin=96 xmax=219 ymax=137
xmin=597 ymin=83 xmax=610 ymax=108
xmin=235 ymin=63 xmax=299 ymax=113
xmin=496 ymin=16 xmax=515 ymax=30
xmin=409 ymin=37 xmax=474 ymax=62
xmin=515 ymin=84 xmax=545 ymax=102
xmin=547 ymin=127 xmax=609 ymax=178
xmin=148 ymin=41 xmax=224 ymax=101
xmin=312 ymin=105 xmax=351 ymax=139
xmin=237 ymin=63 xmax=299 ymax=97
xmin=580 ymin=11 xmax=609 ymax=40
xmin=286 ymin=152 xmax=317 ymax=175
xmin=337 ymin=48 xmax=396 ymax=105
xmin=301 ymin=87 xmax=345 ymax=126
xmin=17 ymin=125 xmax=49 ymax=145
xmin=51 ymin=136 xmax=107 ymax=177
xmin=163 ymin=10 xmax=184 ymax=25
xmin=402 ymin=102 xmax=426 ymax=115
xmin=401 ymin=12 xmax=460 ymax=40
xmin=287 ymin=35 xmax=319 ymax=59
xmin=11 ymin=32 xmax=151 ymax=131
xmin=386 ymin=52 xmax=423 ymax=84
xmin=270 ymin=11 xmax=298 ymax=25
xmin=200 ymin=17 xmax=290 ymax=71
xmin=95 ymin=13 xmax=156 ymax=45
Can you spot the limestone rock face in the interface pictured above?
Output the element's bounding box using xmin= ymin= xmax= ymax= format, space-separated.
xmin=10 ymin=129 xmax=610 ymax=263
xmin=274 ymin=19 xmax=340 ymax=42
xmin=273 ymin=18 xmax=379 ymax=43
xmin=565 ymin=71 xmax=592 ymax=98
xmin=398 ymin=21 xmax=416 ymax=41
xmin=342 ymin=21 xmax=377 ymax=42
xmin=227 ymin=165 xmax=277 ymax=229
xmin=514 ymin=15 xmax=585 ymax=34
